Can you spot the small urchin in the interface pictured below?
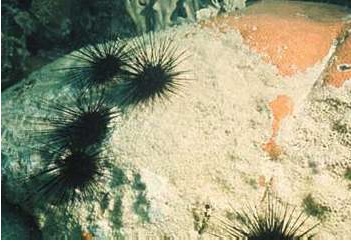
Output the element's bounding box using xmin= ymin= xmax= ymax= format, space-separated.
xmin=115 ymin=33 xmax=188 ymax=108
xmin=26 ymin=147 xmax=110 ymax=207
xmin=216 ymin=196 xmax=319 ymax=240
xmin=37 ymin=91 xmax=119 ymax=151
xmin=62 ymin=35 xmax=132 ymax=90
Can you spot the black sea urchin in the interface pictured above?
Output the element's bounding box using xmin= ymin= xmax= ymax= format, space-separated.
xmin=27 ymin=147 xmax=110 ymax=206
xmin=115 ymin=33 xmax=188 ymax=108
xmin=38 ymin=91 xmax=119 ymax=151
xmin=63 ymin=35 xmax=132 ymax=89
xmin=217 ymin=196 xmax=319 ymax=240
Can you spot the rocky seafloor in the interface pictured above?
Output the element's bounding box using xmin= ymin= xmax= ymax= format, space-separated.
xmin=1 ymin=1 xmax=351 ymax=240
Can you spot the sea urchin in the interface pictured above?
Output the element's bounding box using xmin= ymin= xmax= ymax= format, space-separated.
xmin=217 ymin=196 xmax=319 ymax=240
xmin=115 ymin=33 xmax=188 ymax=108
xmin=63 ymin=35 xmax=132 ymax=89
xmin=38 ymin=91 xmax=119 ymax=151
xmin=27 ymin=147 xmax=110 ymax=206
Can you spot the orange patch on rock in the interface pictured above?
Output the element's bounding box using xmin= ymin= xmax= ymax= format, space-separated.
xmin=269 ymin=95 xmax=294 ymax=137
xmin=262 ymin=139 xmax=283 ymax=160
xmin=262 ymin=95 xmax=294 ymax=159
xmin=325 ymin=35 xmax=351 ymax=87
xmin=201 ymin=15 xmax=344 ymax=76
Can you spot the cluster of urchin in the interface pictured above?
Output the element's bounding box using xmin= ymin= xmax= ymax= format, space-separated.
xmin=26 ymin=32 xmax=187 ymax=208
xmin=23 ymin=31 xmax=319 ymax=240
xmin=63 ymin=33 xmax=187 ymax=107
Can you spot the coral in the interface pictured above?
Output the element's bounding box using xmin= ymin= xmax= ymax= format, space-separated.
xmin=124 ymin=0 xmax=242 ymax=33
xmin=210 ymin=0 xmax=245 ymax=13
xmin=124 ymin=0 xmax=176 ymax=33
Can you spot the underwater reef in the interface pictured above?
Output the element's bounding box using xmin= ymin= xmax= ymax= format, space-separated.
xmin=1 ymin=0 xmax=351 ymax=239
